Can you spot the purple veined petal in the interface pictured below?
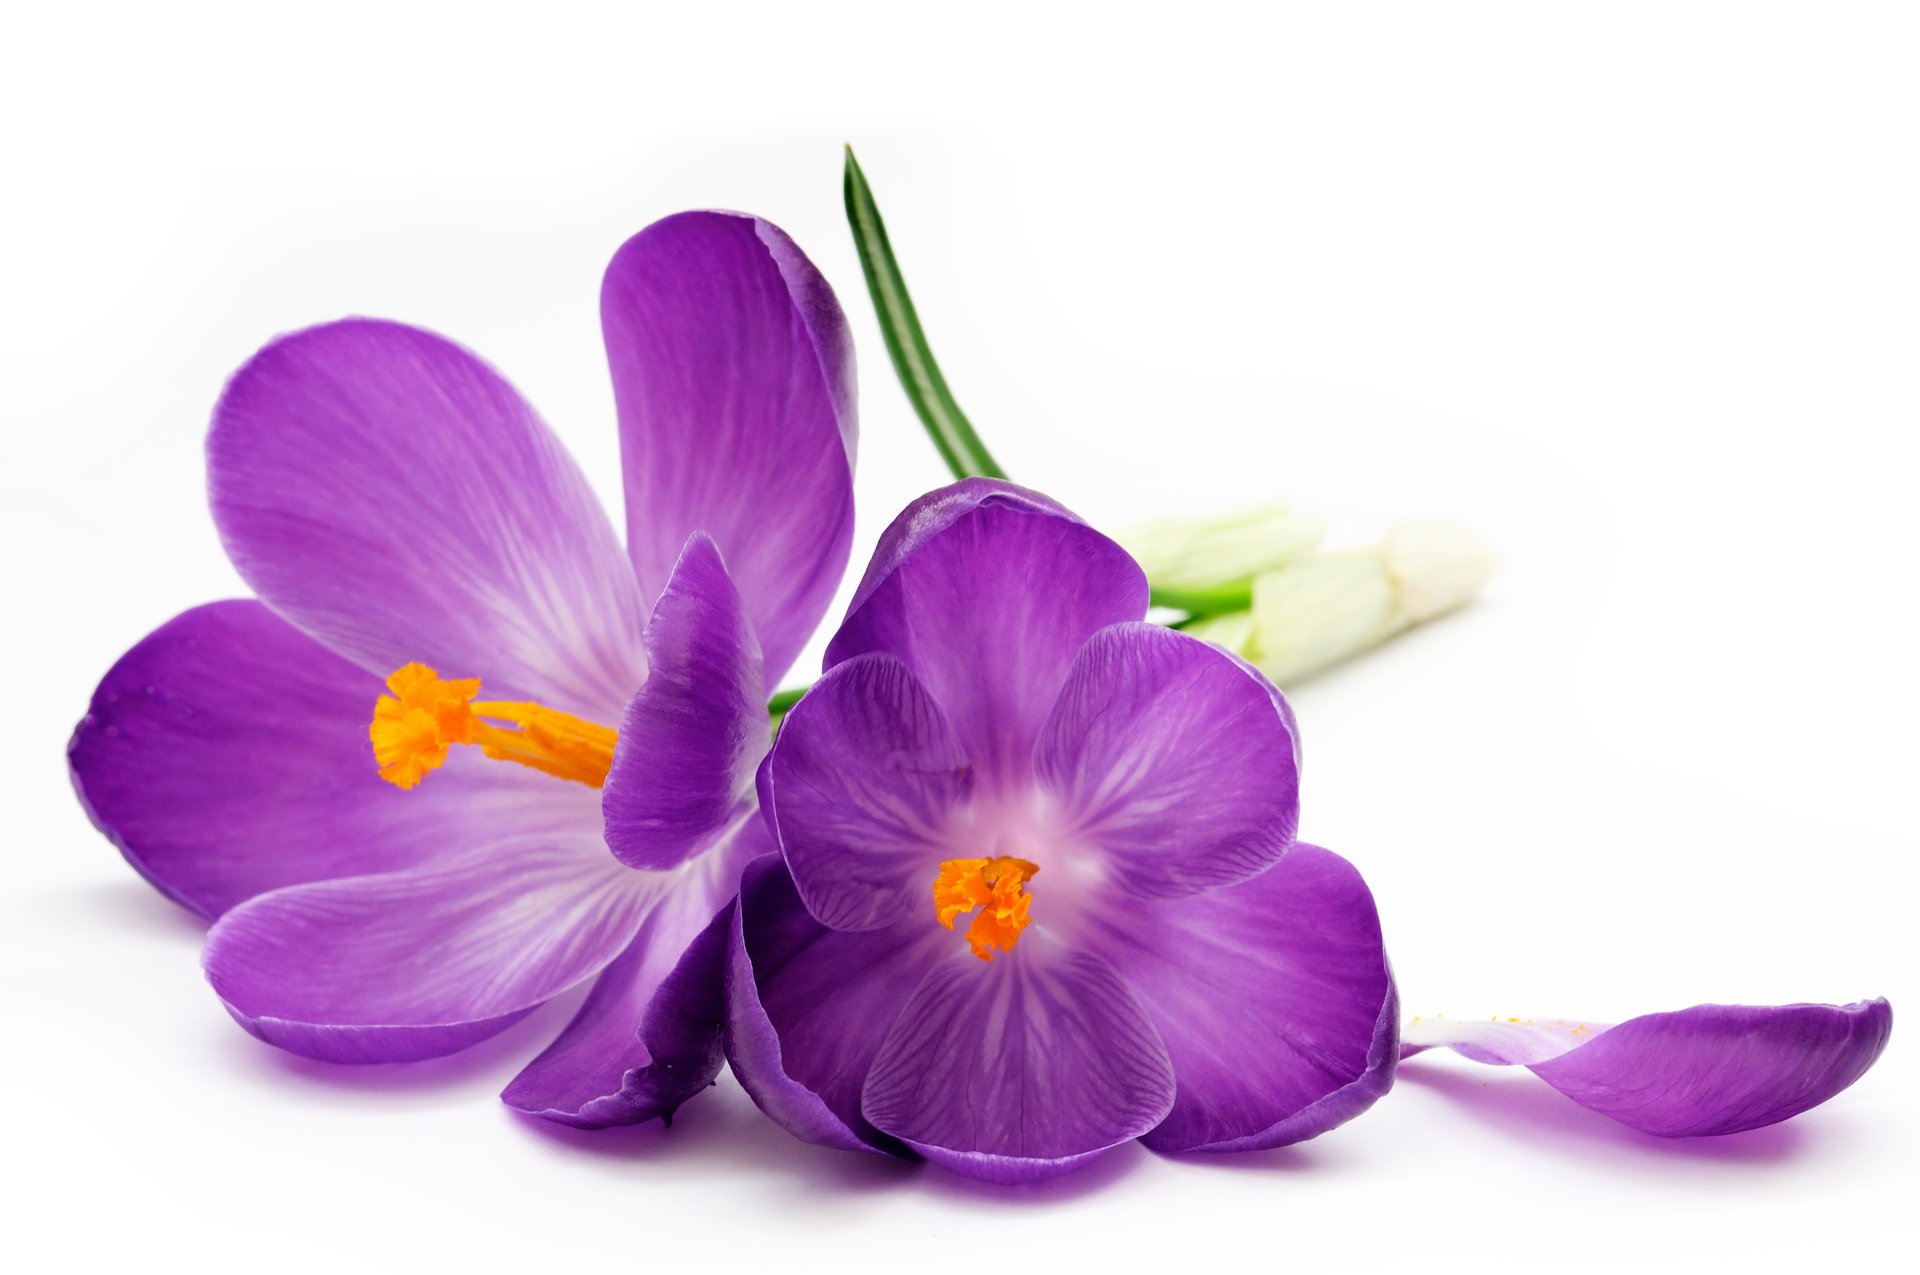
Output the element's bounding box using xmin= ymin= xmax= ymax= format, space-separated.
xmin=208 ymin=318 xmax=647 ymax=722
xmin=499 ymin=918 xmax=717 ymax=1129
xmin=834 ymin=479 xmax=1081 ymax=615
xmin=1088 ymin=844 xmax=1397 ymax=1153
xmin=827 ymin=479 xmax=1149 ymax=784
xmin=69 ymin=600 xmax=597 ymax=919
xmin=723 ymin=855 xmax=945 ymax=1156
xmin=1401 ymin=999 xmax=1892 ymax=1137
xmin=1218 ymin=645 xmax=1303 ymax=775
xmin=1034 ymin=622 xmax=1300 ymax=900
xmin=603 ymin=534 xmax=767 ymax=871
xmin=860 ymin=931 xmax=1177 ymax=1183
xmin=501 ymin=815 xmax=767 ymax=1127
xmin=761 ymin=652 xmax=973 ymax=932
xmin=204 ymin=834 xmax=661 ymax=1064
xmin=604 ymin=212 xmax=856 ymax=688
xmin=1398 ymin=1016 xmax=1608 ymax=1066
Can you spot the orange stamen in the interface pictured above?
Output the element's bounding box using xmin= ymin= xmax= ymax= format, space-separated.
xmin=369 ymin=663 xmax=617 ymax=789
xmin=932 ymin=856 xmax=1039 ymax=961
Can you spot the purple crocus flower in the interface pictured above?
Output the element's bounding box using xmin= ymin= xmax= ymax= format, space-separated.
xmin=720 ymin=479 xmax=1398 ymax=1182
xmin=69 ymin=211 xmax=855 ymax=1127
xmin=1401 ymin=999 xmax=1891 ymax=1136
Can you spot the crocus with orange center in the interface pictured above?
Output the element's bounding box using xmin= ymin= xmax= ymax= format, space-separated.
xmin=70 ymin=210 xmax=857 ymax=1127
xmin=722 ymin=480 xmax=1399 ymax=1183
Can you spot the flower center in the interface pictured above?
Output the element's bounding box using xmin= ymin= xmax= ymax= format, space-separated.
xmin=931 ymin=856 xmax=1039 ymax=961
xmin=369 ymin=663 xmax=617 ymax=789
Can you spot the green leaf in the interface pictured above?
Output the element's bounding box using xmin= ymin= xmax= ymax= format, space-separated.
xmin=843 ymin=146 xmax=1008 ymax=481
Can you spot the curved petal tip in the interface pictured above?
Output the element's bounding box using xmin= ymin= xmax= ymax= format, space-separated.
xmin=1403 ymin=998 xmax=1891 ymax=1137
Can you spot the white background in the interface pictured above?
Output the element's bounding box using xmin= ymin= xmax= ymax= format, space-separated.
xmin=3 ymin=3 xmax=1914 ymax=1270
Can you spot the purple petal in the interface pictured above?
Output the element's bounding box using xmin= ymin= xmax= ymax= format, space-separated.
xmin=723 ymin=856 xmax=942 ymax=1155
xmin=208 ymin=318 xmax=646 ymax=722
xmin=860 ymin=933 xmax=1176 ymax=1183
xmin=1034 ymin=623 xmax=1300 ymax=900
xmin=827 ymin=480 xmax=1148 ymax=783
xmin=835 ymin=479 xmax=1081 ymax=615
xmin=69 ymin=601 xmax=594 ymax=918
xmin=1219 ymin=646 xmax=1303 ymax=774
xmin=500 ymin=826 xmax=755 ymax=1127
xmin=604 ymin=212 xmax=856 ymax=687
xmin=1401 ymin=999 xmax=1892 ymax=1137
xmin=1399 ymin=1017 xmax=1614 ymax=1066
xmin=603 ymin=534 xmax=766 ymax=871
xmin=203 ymin=835 xmax=658 ymax=1063
xmin=1093 ymin=844 xmax=1397 ymax=1153
xmin=761 ymin=653 xmax=972 ymax=932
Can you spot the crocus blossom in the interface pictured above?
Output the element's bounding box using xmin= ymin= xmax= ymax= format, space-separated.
xmin=1401 ymin=999 xmax=1891 ymax=1136
xmin=69 ymin=211 xmax=855 ymax=1126
xmin=722 ymin=478 xmax=1397 ymax=1182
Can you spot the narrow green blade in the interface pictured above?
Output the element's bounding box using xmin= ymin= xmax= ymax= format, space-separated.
xmin=843 ymin=146 xmax=1008 ymax=480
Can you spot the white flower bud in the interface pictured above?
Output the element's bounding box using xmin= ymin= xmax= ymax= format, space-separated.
xmin=1179 ymin=609 xmax=1257 ymax=656
xmin=1173 ymin=517 xmax=1495 ymax=686
xmin=1115 ymin=506 xmax=1326 ymax=595
xmin=1383 ymin=517 xmax=1498 ymax=624
xmin=1249 ymin=551 xmax=1398 ymax=684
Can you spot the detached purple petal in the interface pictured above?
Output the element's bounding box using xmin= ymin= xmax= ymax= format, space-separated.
xmin=604 ymin=212 xmax=855 ymax=687
xmin=1401 ymin=999 xmax=1891 ymax=1136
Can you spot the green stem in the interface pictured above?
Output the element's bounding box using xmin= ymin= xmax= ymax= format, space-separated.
xmin=843 ymin=146 xmax=1008 ymax=481
xmin=1148 ymin=582 xmax=1255 ymax=617
xmin=767 ymin=686 xmax=808 ymax=717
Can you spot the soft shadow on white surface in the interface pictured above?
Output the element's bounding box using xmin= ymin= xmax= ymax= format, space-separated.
xmin=50 ymin=873 xmax=594 ymax=1102
xmin=1155 ymin=1143 xmax=1324 ymax=1176
xmin=56 ymin=861 xmax=1240 ymax=1206
xmin=904 ymin=1140 xmax=1153 ymax=1206
xmin=511 ymin=1071 xmax=1156 ymax=1206
xmin=516 ymin=1084 xmax=920 ymax=1195
xmin=46 ymin=878 xmax=208 ymax=945
xmin=214 ymin=998 xmax=589 ymax=1098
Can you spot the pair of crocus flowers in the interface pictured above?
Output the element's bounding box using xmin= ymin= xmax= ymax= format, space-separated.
xmin=71 ymin=211 xmax=1890 ymax=1181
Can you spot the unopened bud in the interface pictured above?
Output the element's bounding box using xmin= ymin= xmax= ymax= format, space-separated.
xmin=1384 ymin=518 xmax=1498 ymax=624
xmin=1116 ymin=506 xmax=1326 ymax=595
xmin=1173 ymin=517 xmax=1495 ymax=686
